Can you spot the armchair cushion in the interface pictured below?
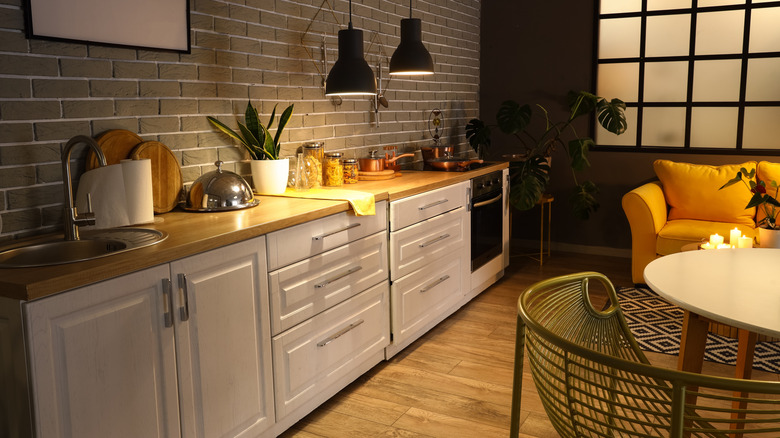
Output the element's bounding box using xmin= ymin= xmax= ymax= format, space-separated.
xmin=653 ymin=159 xmax=756 ymax=226
xmin=656 ymin=220 xmax=757 ymax=255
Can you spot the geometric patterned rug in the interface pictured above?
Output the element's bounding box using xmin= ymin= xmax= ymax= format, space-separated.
xmin=617 ymin=286 xmax=780 ymax=374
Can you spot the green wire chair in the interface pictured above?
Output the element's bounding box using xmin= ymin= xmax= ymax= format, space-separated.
xmin=510 ymin=272 xmax=780 ymax=437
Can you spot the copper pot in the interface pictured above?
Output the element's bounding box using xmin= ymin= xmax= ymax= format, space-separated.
xmin=420 ymin=145 xmax=455 ymax=161
xmin=426 ymin=157 xmax=483 ymax=171
xmin=358 ymin=150 xmax=414 ymax=172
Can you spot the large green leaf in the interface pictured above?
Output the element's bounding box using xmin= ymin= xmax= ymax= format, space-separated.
xmin=237 ymin=123 xmax=264 ymax=160
xmin=596 ymin=98 xmax=627 ymax=135
xmin=508 ymin=157 xmax=550 ymax=210
xmin=570 ymin=180 xmax=600 ymax=219
xmin=496 ymin=101 xmax=532 ymax=135
xmin=245 ymin=101 xmax=262 ymax=142
xmin=568 ymin=138 xmax=594 ymax=171
xmin=207 ymin=116 xmax=248 ymax=148
xmin=272 ymin=104 xmax=294 ymax=158
xmin=465 ymin=118 xmax=491 ymax=150
xmin=567 ymin=91 xmax=597 ymax=119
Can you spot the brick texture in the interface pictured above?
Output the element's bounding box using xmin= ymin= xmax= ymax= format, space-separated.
xmin=0 ymin=0 xmax=480 ymax=239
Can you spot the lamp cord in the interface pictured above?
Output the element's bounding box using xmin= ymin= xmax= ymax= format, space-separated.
xmin=348 ymin=0 xmax=354 ymax=29
xmin=409 ymin=0 xmax=412 ymax=18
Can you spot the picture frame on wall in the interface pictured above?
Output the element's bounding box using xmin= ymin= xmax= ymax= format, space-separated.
xmin=24 ymin=0 xmax=190 ymax=53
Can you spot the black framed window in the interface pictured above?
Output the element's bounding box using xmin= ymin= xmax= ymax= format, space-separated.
xmin=595 ymin=0 xmax=780 ymax=154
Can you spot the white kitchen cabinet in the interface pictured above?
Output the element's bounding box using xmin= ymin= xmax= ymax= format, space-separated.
xmin=170 ymin=236 xmax=274 ymax=438
xmin=24 ymin=264 xmax=180 ymax=438
xmin=387 ymin=181 xmax=470 ymax=357
xmin=23 ymin=236 xmax=274 ymax=438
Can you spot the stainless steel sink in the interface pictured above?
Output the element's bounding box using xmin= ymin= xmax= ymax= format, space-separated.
xmin=0 ymin=228 xmax=167 ymax=268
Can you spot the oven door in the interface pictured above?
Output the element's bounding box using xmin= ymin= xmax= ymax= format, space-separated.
xmin=470 ymin=188 xmax=503 ymax=271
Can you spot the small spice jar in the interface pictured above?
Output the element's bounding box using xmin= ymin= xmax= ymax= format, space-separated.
xmin=302 ymin=142 xmax=324 ymax=188
xmin=323 ymin=152 xmax=344 ymax=186
xmin=343 ymin=158 xmax=358 ymax=184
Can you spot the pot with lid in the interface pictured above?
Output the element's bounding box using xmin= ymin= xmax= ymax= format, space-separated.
xmin=358 ymin=149 xmax=415 ymax=172
xmin=183 ymin=161 xmax=260 ymax=212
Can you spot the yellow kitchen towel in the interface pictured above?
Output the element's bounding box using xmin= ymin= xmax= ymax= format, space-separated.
xmin=265 ymin=188 xmax=376 ymax=216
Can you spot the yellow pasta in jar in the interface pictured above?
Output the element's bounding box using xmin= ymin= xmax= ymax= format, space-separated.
xmin=323 ymin=152 xmax=343 ymax=186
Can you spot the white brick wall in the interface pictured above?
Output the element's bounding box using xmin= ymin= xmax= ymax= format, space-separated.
xmin=0 ymin=0 xmax=480 ymax=240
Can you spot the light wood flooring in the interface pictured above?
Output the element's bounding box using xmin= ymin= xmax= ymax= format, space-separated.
xmin=279 ymin=252 xmax=780 ymax=437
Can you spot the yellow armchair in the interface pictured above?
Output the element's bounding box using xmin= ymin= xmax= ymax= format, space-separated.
xmin=622 ymin=160 xmax=765 ymax=284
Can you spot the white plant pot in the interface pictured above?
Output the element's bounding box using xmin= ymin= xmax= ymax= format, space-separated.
xmin=250 ymin=158 xmax=289 ymax=195
xmin=758 ymin=227 xmax=780 ymax=248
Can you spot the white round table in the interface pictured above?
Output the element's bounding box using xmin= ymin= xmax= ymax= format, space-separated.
xmin=644 ymin=248 xmax=780 ymax=433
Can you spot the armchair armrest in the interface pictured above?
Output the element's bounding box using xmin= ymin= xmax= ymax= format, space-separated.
xmin=622 ymin=181 xmax=667 ymax=284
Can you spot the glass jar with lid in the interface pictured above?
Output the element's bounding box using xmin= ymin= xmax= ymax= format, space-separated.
xmin=343 ymin=158 xmax=358 ymax=184
xmin=323 ymin=152 xmax=344 ymax=186
xmin=302 ymin=142 xmax=324 ymax=188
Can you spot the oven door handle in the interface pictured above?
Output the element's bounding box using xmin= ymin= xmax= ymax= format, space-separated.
xmin=472 ymin=192 xmax=502 ymax=209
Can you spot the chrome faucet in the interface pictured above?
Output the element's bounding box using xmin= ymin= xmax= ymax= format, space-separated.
xmin=61 ymin=135 xmax=107 ymax=241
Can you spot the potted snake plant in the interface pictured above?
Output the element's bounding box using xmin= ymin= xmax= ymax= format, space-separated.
xmin=208 ymin=101 xmax=294 ymax=194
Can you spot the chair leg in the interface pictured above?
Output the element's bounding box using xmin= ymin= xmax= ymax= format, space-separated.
xmin=510 ymin=315 xmax=526 ymax=437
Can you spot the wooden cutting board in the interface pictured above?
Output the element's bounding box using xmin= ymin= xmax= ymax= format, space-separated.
xmin=357 ymin=170 xmax=401 ymax=181
xmin=130 ymin=141 xmax=182 ymax=214
xmin=87 ymin=129 xmax=144 ymax=170
xmin=358 ymin=169 xmax=395 ymax=176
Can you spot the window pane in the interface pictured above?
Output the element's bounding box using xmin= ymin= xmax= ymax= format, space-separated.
xmin=699 ymin=0 xmax=745 ymax=5
xmin=646 ymin=15 xmax=691 ymax=57
xmin=746 ymin=58 xmax=780 ymax=101
xmin=690 ymin=107 xmax=738 ymax=148
xmin=750 ymin=7 xmax=780 ymax=53
xmin=596 ymin=107 xmax=637 ymax=146
xmin=743 ymin=107 xmax=780 ymax=149
xmin=601 ymin=0 xmax=642 ymax=13
xmin=693 ymin=59 xmax=742 ymax=102
xmin=647 ymin=0 xmax=691 ymax=11
xmin=599 ymin=18 xmax=641 ymax=59
xmin=644 ymin=62 xmax=689 ymax=102
xmin=597 ymin=63 xmax=639 ymax=102
xmin=695 ymin=10 xmax=744 ymax=55
xmin=642 ymin=107 xmax=687 ymax=146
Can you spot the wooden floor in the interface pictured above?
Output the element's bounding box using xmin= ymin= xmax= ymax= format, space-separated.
xmin=279 ymin=252 xmax=779 ymax=437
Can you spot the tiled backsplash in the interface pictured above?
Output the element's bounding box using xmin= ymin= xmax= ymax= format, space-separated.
xmin=0 ymin=0 xmax=480 ymax=240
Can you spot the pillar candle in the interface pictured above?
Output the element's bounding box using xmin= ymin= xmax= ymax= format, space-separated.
xmin=709 ymin=233 xmax=724 ymax=246
xmin=738 ymin=235 xmax=754 ymax=248
xmin=730 ymin=228 xmax=741 ymax=246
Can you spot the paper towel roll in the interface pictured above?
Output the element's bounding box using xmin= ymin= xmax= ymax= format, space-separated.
xmin=75 ymin=159 xmax=154 ymax=230
xmin=120 ymin=158 xmax=154 ymax=225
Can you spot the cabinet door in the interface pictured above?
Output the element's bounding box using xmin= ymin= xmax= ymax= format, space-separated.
xmin=24 ymin=265 xmax=179 ymax=438
xmin=170 ymin=236 xmax=274 ymax=438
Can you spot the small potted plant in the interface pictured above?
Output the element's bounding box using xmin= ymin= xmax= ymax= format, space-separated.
xmin=466 ymin=90 xmax=627 ymax=219
xmin=720 ymin=167 xmax=780 ymax=247
xmin=208 ymin=101 xmax=294 ymax=194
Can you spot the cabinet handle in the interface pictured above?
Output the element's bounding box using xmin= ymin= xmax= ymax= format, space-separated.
xmin=177 ymin=273 xmax=190 ymax=322
xmin=420 ymin=275 xmax=450 ymax=293
xmin=162 ymin=278 xmax=174 ymax=328
xmin=418 ymin=198 xmax=448 ymax=211
xmin=315 ymin=266 xmax=363 ymax=289
xmin=312 ymin=223 xmax=361 ymax=241
xmin=317 ymin=319 xmax=365 ymax=347
xmin=419 ymin=233 xmax=451 ymax=248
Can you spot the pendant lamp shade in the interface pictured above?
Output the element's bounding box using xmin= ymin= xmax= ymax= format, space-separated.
xmin=389 ymin=16 xmax=434 ymax=75
xmin=325 ymin=24 xmax=377 ymax=95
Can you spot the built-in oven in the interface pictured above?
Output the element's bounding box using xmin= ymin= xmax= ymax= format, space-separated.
xmin=470 ymin=170 xmax=504 ymax=272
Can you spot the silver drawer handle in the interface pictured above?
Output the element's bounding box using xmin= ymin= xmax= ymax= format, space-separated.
xmin=419 ymin=233 xmax=451 ymax=248
xmin=312 ymin=223 xmax=361 ymax=241
xmin=418 ymin=199 xmax=449 ymax=211
xmin=315 ymin=266 xmax=363 ymax=289
xmin=177 ymin=273 xmax=190 ymax=322
xmin=162 ymin=278 xmax=174 ymax=328
xmin=421 ymin=275 xmax=450 ymax=293
xmin=317 ymin=319 xmax=365 ymax=347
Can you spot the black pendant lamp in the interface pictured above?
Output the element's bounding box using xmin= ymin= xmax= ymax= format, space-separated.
xmin=389 ymin=0 xmax=434 ymax=75
xmin=325 ymin=0 xmax=377 ymax=96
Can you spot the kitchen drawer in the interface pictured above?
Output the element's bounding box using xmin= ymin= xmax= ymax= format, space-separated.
xmin=389 ymin=182 xmax=467 ymax=231
xmin=268 ymin=231 xmax=388 ymax=335
xmin=390 ymin=206 xmax=466 ymax=281
xmin=391 ymin=253 xmax=464 ymax=346
xmin=266 ymin=201 xmax=387 ymax=271
xmin=272 ymin=282 xmax=389 ymax=418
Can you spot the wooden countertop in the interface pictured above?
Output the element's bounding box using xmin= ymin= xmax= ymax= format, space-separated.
xmin=0 ymin=163 xmax=507 ymax=301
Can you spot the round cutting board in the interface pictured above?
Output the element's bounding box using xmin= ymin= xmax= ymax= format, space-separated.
xmin=130 ymin=141 xmax=183 ymax=214
xmin=87 ymin=129 xmax=144 ymax=170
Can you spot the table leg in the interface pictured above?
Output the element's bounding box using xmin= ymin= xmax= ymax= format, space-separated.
xmin=730 ymin=329 xmax=758 ymax=437
xmin=678 ymin=310 xmax=708 ymax=374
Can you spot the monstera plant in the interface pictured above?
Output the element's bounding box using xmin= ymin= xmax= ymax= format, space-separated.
xmin=466 ymin=90 xmax=627 ymax=219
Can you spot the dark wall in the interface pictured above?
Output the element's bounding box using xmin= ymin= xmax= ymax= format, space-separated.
xmin=480 ymin=1 xmax=772 ymax=251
